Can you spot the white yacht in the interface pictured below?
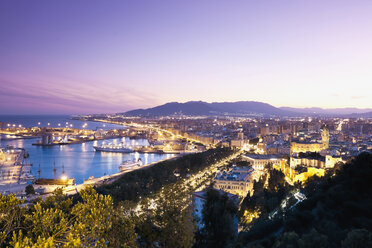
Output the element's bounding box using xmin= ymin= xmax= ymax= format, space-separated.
xmin=93 ymin=142 xmax=134 ymax=153
xmin=119 ymin=159 xmax=143 ymax=172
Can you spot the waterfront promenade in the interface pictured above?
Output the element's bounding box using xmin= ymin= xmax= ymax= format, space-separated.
xmin=19 ymin=154 xmax=182 ymax=198
xmin=62 ymin=154 xmax=181 ymax=196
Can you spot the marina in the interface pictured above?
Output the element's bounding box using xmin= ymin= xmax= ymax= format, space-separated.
xmin=0 ymin=137 xmax=175 ymax=185
xmin=0 ymin=116 xmax=176 ymax=187
xmin=93 ymin=142 xmax=134 ymax=153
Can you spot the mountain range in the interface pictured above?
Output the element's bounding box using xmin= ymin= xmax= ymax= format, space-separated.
xmin=123 ymin=101 xmax=372 ymax=117
xmin=279 ymin=107 xmax=372 ymax=115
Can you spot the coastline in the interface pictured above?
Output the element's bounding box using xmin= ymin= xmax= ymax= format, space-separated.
xmin=0 ymin=116 xmax=189 ymax=198
xmin=36 ymin=153 xmax=182 ymax=197
xmin=0 ymin=153 xmax=182 ymax=199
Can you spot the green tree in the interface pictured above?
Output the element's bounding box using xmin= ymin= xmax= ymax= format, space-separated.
xmin=25 ymin=185 xmax=35 ymax=195
xmin=273 ymin=231 xmax=299 ymax=248
xmin=10 ymin=230 xmax=55 ymax=248
xmin=274 ymin=229 xmax=329 ymax=248
xmin=298 ymin=229 xmax=329 ymax=248
xmin=105 ymin=208 xmax=137 ymax=248
xmin=267 ymin=169 xmax=286 ymax=192
xmin=342 ymin=229 xmax=372 ymax=248
xmin=155 ymin=187 xmax=195 ymax=247
xmin=0 ymin=194 xmax=25 ymax=246
xmin=137 ymin=183 xmax=195 ymax=247
xmin=25 ymin=203 xmax=69 ymax=242
xmin=38 ymin=187 xmax=73 ymax=214
xmin=69 ymin=186 xmax=116 ymax=247
xmin=197 ymin=188 xmax=238 ymax=248
xmin=68 ymin=186 xmax=137 ymax=247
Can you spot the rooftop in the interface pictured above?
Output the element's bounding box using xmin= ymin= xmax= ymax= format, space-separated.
xmin=214 ymin=170 xmax=252 ymax=182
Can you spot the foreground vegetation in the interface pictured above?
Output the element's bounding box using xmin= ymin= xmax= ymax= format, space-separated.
xmin=0 ymin=187 xmax=137 ymax=247
xmin=1 ymin=150 xmax=371 ymax=247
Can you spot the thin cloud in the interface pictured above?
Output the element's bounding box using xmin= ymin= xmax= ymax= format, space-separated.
xmin=0 ymin=77 xmax=161 ymax=114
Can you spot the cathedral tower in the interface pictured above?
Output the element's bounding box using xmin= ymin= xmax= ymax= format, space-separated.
xmin=321 ymin=127 xmax=329 ymax=149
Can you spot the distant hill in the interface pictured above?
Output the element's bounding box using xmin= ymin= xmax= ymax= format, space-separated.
xmin=280 ymin=107 xmax=372 ymax=116
xmin=347 ymin=111 xmax=372 ymax=118
xmin=124 ymin=101 xmax=213 ymax=116
xmin=123 ymin=101 xmax=295 ymax=117
xmin=123 ymin=101 xmax=372 ymax=117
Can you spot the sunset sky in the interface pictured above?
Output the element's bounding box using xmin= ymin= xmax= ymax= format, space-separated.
xmin=1 ymin=0 xmax=372 ymax=114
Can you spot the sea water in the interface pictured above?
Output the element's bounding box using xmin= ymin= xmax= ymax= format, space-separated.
xmin=0 ymin=115 xmax=173 ymax=184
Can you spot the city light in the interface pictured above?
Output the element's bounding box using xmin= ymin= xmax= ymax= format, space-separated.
xmin=1 ymin=2 xmax=371 ymax=247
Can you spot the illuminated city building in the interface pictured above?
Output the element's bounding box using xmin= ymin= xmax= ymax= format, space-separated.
xmin=242 ymin=154 xmax=282 ymax=170
xmin=290 ymin=156 xmax=325 ymax=168
xmin=213 ymin=166 xmax=255 ymax=196
xmin=290 ymin=127 xmax=329 ymax=155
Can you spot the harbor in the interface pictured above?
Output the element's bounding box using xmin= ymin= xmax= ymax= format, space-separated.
xmin=0 ymin=115 xmax=204 ymax=198
xmin=0 ymin=137 xmax=179 ymax=196
xmin=0 ymin=116 xmax=179 ymax=196
xmin=0 ymin=153 xmax=181 ymax=198
xmin=0 ymin=126 xmax=128 ymax=146
xmin=28 ymin=154 xmax=181 ymax=197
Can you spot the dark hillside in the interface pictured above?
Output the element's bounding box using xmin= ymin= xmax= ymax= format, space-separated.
xmin=239 ymin=152 xmax=372 ymax=247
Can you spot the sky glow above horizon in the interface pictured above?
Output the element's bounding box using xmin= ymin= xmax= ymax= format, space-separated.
xmin=1 ymin=0 xmax=372 ymax=114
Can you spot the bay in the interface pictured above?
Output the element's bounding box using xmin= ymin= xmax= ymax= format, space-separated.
xmin=0 ymin=115 xmax=173 ymax=184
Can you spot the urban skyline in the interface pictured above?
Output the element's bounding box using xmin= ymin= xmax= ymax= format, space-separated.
xmin=1 ymin=1 xmax=372 ymax=246
xmin=1 ymin=0 xmax=372 ymax=114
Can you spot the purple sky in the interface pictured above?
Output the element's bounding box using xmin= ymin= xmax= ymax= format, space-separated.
xmin=1 ymin=0 xmax=372 ymax=114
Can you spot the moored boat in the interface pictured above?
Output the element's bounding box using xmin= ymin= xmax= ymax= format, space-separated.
xmin=93 ymin=142 xmax=134 ymax=153
xmin=119 ymin=159 xmax=143 ymax=172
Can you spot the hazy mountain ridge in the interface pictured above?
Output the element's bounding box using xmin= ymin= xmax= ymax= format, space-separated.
xmin=124 ymin=101 xmax=295 ymax=117
xmin=348 ymin=111 xmax=372 ymax=118
xmin=123 ymin=101 xmax=372 ymax=117
xmin=280 ymin=107 xmax=372 ymax=115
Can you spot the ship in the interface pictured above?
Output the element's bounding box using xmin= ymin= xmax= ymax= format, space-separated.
xmin=34 ymin=177 xmax=75 ymax=186
xmin=119 ymin=158 xmax=143 ymax=172
xmin=93 ymin=142 xmax=134 ymax=153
